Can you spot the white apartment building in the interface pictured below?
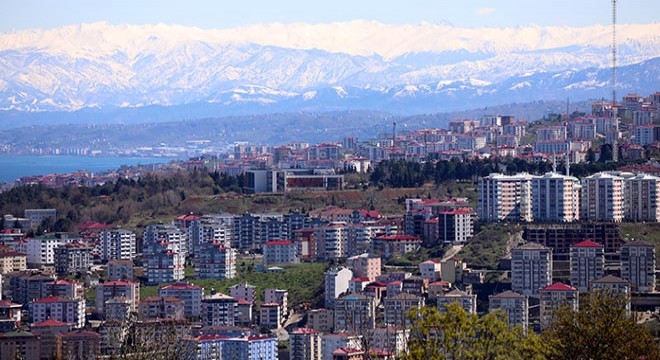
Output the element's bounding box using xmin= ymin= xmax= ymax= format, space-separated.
xmin=143 ymin=224 xmax=188 ymax=258
xmin=158 ymin=282 xmax=204 ymax=319
xmin=324 ymin=267 xmax=353 ymax=309
xmin=100 ymin=229 xmax=136 ymax=260
xmin=532 ymin=172 xmax=580 ymax=222
xmin=438 ymin=208 xmax=474 ymax=245
xmin=621 ymin=240 xmax=656 ymax=293
xmin=27 ymin=236 xmax=65 ymax=266
xmin=580 ymin=172 xmax=624 ymax=222
xmin=315 ymin=224 xmax=347 ymax=260
xmin=477 ymin=173 xmax=534 ymax=222
xmin=625 ymin=174 xmax=660 ymax=222
xmin=230 ymin=283 xmax=256 ymax=304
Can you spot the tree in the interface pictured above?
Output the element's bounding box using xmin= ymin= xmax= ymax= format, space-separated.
xmin=543 ymin=290 xmax=660 ymax=360
xmin=401 ymin=304 xmax=553 ymax=360
xmin=598 ymin=143 xmax=613 ymax=162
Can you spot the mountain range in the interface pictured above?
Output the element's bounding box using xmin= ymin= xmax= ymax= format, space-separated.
xmin=0 ymin=21 xmax=658 ymax=124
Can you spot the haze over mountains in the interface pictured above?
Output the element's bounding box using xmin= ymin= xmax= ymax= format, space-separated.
xmin=0 ymin=21 xmax=659 ymax=123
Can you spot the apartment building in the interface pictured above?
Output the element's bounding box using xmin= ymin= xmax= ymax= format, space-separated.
xmin=100 ymin=228 xmax=136 ymax=260
xmin=532 ymin=172 xmax=580 ymax=222
xmin=158 ymin=282 xmax=204 ymax=319
xmin=195 ymin=241 xmax=236 ymax=279
xmin=580 ymin=172 xmax=625 ymax=222
xmin=540 ymin=282 xmax=578 ymax=330
xmin=511 ymin=242 xmax=553 ymax=297
xmin=477 ymin=173 xmax=534 ymax=222
xmin=488 ymin=291 xmax=529 ymax=331
xmin=625 ymin=173 xmax=660 ymax=222
xmin=29 ymin=296 xmax=85 ymax=328
xmin=621 ymin=240 xmax=656 ymax=293
xmin=569 ymin=240 xmax=605 ymax=292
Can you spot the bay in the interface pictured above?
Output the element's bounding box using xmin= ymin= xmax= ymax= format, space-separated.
xmin=0 ymin=155 xmax=177 ymax=183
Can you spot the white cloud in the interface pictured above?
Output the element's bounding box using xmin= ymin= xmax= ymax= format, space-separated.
xmin=476 ymin=7 xmax=496 ymax=16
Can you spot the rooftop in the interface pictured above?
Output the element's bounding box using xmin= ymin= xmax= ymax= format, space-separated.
xmin=542 ymin=282 xmax=577 ymax=292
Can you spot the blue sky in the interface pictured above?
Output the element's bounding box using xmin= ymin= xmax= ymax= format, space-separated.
xmin=1 ymin=0 xmax=658 ymax=32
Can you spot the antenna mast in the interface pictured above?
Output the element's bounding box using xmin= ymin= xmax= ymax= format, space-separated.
xmin=611 ymin=0 xmax=619 ymax=161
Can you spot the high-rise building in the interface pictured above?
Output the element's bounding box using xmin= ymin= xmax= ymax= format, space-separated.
xmin=100 ymin=229 xmax=136 ymax=260
xmin=540 ymin=282 xmax=578 ymax=330
xmin=532 ymin=172 xmax=580 ymax=222
xmin=580 ymin=172 xmax=625 ymax=222
xmin=511 ymin=242 xmax=553 ymax=296
xmin=591 ymin=275 xmax=631 ymax=314
xmin=290 ymin=328 xmax=322 ymax=360
xmin=146 ymin=250 xmax=185 ymax=285
xmin=383 ymin=292 xmax=423 ymax=327
xmin=569 ymin=240 xmax=605 ymax=292
xmin=194 ymin=242 xmax=236 ymax=279
xmin=438 ymin=208 xmax=474 ymax=245
xmin=201 ymin=293 xmax=238 ymax=327
xmin=158 ymin=282 xmax=204 ymax=319
xmin=29 ymin=296 xmax=85 ymax=328
xmin=621 ymin=240 xmax=656 ymax=293
xmin=477 ymin=173 xmax=534 ymax=222
xmin=324 ymin=267 xmax=353 ymax=309
xmin=334 ymin=294 xmax=376 ymax=332
xmin=143 ymin=223 xmax=188 ymax=258
xmin=624 ymin=174 xmax=660 ymax=222
xmin=488 ymin=291 xmax=529 ymax=332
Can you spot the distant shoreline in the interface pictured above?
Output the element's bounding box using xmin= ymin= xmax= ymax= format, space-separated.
xmin=0 ymin=155 xmax=178 ymax=184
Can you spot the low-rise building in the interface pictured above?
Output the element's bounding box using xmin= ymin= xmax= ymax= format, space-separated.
xmin=418 ymin=260 xmax=441 ymax=282
xmin=0 ymin=247 xmax=27 ymax=274
xmin=31 ymin=319 xmax=72 ymax=360
xmin=41 ymin=279 xmax=84 ymax=300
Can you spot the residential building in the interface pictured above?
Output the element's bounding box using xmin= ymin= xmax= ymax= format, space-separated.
xmin=139 ymin=296 xmax=185 ymax=320
xmin=159 ymin=282 xmax=204 ymax=319
xmin=532 ymin=172 xmax=580 ymax=222
xmin=290 ymin=328 xmax=322 ymax=360
xmin=201 ymin=293 xmax=238 ymax=326
xmin=372 ymin=235 xmax=421 ymax=259
xmin=195 ymin=241 xmax=236 ymax=279
xmin=540 ymin=282 xmax=578 ymax=330
xmin=24 ymin=209 xmax=56 ymax=229
xmin=0 ymin=299 xmax=22 ymax=332
xmin=143 ymin=223 xmax=188 ymax=258
xmin=321 ymin=333 xmax=362 ymax=360
xmin=236 ymin=299 xmax=254 ymax=326
xmin=580 ymin=172 xmax=625 ymax=222
xmin=0 ymin=330 xmax=41 ymax=360
xmin=54 ymin=243 xmax=92 ymax=276
xmin=440 ymin=258 xmax=466 ymax=284
xmin=29 ymin=296 xmax=85 ymax=328
xmin=315 ymin=224 xmax=347 ymax=260
xmin=0 ymin=247 xmax=27 ymax=274
xmin=187 ymin=215 xmax=233 ymax=257
xmin=325 ymin=267 xmax=353 ymax=309
xmin=384 ymin=292 xmax=423 ymax=327
xmin=625 ymin=174 xmax=660 ymax=222
xmin=511 ymin=242 xmax=553 ymax=296
xmin=334 ymin=294 xmax=376 ymax=332
xmin=95 ymin=280 xmax=140 ymax=315
xmin=477 ymin=173 xmax=534 ymax=222
xmin=106 ymin=259 xmax=134 ymax=281
xmin=259 ymin=303 xmax=281 ymax=329
xmin=220 ymin=335 xmax=278 ymax=360
xmin=419 ymin=259 xmax=441 ymax=282
xmin=438 ymin=208 xmax=474 ymax=245
xmin=437 ymin=289 xmax=477 ymax=314
xmin=100 ymin=228 xmax=136 ymax=260
xmin=5 ymin=270 xmax=56 ymax=305
xmin=265 ymin=288 xmax=288 ymax=314
xmin=56 ymin=330 xmax=101 ymax=360
xmin=346 ymin=253 xmax=381 ymax=282
xmin=263 ymin=240 xmax=297 ymax=265
xmin=104 ymin=297 xmax=132 ymax=321
xmin=230 ymin=283 xmax=256 ymax=304
xmin=41 ymin=279 xmax=84 ymax=300
xmin=146 ymin=249 xmax=185 ymax=284
xmin=621 ymin=240 xmax=656 ymax=292
xmin=294 ymin=228 xmax=317 ymax=261
xmin=590 ymin=275 xmax=631 ymax=313
xmin=26 ymin=236 xmax=65 ymax=267
xmin=31 ymin=319 xmax=72 ymax=360
xmin=569 ymin=240 xmax=605 ymax=292
xmin=308 ymin=308 xmax=334 ymax=333
xmin=488 ymin=291 xmax=529 ymax=331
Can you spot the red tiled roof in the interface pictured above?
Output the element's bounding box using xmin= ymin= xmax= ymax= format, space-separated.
xmin=351 ymin=277 xmax=370 ymax=282
xmin=33 ymin=296 xmax=77 ymax=303
xmin=102 ymin=280 xmax=137 ymax=286
xmin=160 ymin=283 xmax=202 ymax=290
xmin=0 ymin=300 xmax=21 ymax=307
xmin=572 ymin=240 xmax=603 ymax=248
xmin=291 ymin=328 xmax=318 ymax=335
xmin=439 ymin=208 xmax=473 ymax=215
xmin=76 ymin=221 xmax=110 ymax=230
xmin=542 ymin=282 xmax=577 ymax=292
xmin=32 ymin=319 xmax=70 ymax=327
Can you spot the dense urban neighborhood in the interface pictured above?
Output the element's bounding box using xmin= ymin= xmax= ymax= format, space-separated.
xmin=1 ymin=91 xmax=660 ymax=359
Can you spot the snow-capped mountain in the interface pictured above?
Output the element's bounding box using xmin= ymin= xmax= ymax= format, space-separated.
xmin=0 ymin=21 xmax=658 ymax=114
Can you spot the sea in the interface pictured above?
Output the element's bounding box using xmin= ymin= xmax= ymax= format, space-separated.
xmin=0 ymin=155 xmax=177 ymax=183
